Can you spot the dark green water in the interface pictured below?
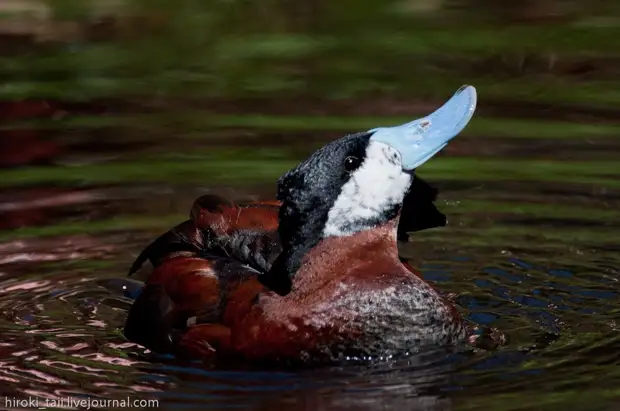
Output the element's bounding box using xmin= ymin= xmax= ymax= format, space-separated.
xmin=1 ymin=1 xmax=620 ymax=409
xmin=0 ymin=110 xmax=619 ymax=410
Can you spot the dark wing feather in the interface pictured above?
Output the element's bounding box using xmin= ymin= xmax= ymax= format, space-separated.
xmin=128 ymin=220 xmax=206 ymax=276
xmin=128 ymin=197 xmax=281 ymax=277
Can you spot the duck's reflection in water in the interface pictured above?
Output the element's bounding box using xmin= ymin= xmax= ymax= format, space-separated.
xmin=151 ymin=347 xmax=458 ymax=411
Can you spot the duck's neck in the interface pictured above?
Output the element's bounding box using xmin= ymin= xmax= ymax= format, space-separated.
xmin=259 ymin=217 xmax=401 ymax=296
xmin=292 ymin=219 xmax=400 ymax=289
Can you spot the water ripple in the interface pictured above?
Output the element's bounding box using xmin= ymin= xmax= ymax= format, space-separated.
xmin=0 ymin=182 xmax=618 ymax=411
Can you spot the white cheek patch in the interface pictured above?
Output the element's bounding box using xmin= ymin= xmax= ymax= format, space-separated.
xmin=323 ymin=141 xmax=412 ymax=237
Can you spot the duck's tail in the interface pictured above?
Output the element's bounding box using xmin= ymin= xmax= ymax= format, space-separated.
xmin=123 ymin=283 xmax=179 ymax=353
xmin=128 ymin=220 xmax=205 ymax=276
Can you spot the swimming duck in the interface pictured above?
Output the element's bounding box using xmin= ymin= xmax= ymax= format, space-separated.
xmin=123 ymin=85 xmax=478 ymax=364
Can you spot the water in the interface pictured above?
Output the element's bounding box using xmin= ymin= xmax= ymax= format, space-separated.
xmin=0 ymin=107 xmax=619 ymax=410
xmin=1 ymin=2 xmax=620 ymax=405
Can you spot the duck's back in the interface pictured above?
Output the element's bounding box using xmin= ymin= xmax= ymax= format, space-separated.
xmin=124 ymin=196 xmax=283 ymax=355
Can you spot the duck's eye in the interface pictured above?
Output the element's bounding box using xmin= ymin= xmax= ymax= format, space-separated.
xmin=344 ymin=156 xmax=361 ymax=172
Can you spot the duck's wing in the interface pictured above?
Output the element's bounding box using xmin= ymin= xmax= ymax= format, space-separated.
xmin=191 ymin=195 xmax=280 ymax=235
xmin=127 ymin=195 xmax=282 ymax=276
xmin=124 ymin=253 xmax=262 ymax=355
xmin=124 ymin=195 xmax=282 ymax=355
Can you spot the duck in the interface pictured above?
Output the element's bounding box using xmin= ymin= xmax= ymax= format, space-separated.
xmin=123 ymin=85 xmax=478 ymax=364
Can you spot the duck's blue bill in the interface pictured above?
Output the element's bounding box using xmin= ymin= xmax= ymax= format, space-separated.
xmin=369 ymin=85 xmax=477 ymax=170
